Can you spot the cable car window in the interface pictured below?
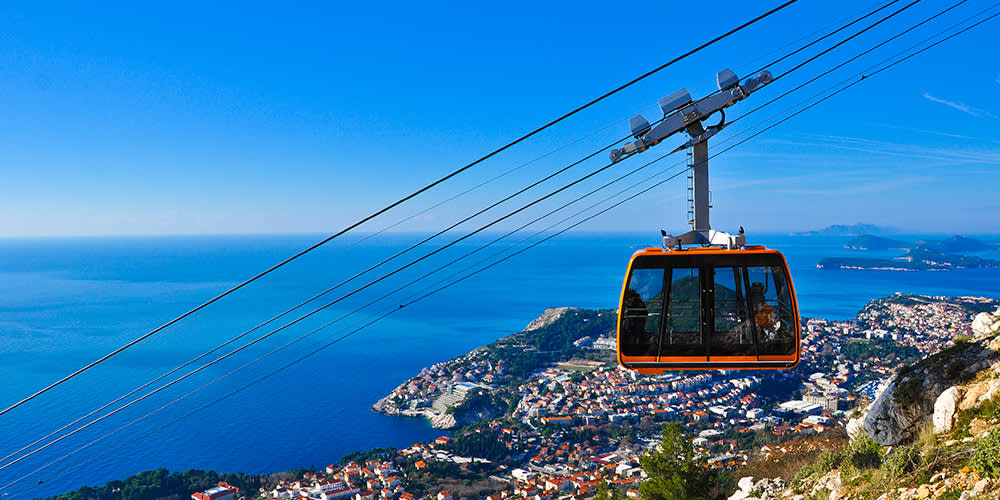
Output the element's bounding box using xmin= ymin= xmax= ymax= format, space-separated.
xmin=620 ymin=268 xmax=664 ymax=356
xmin=664 ymin=267 xmax=701 ymax=355
xmin=747 ymin=266 xmax=796 ymax=356
xmin=712 ymin=267 xmax=754 ymax=356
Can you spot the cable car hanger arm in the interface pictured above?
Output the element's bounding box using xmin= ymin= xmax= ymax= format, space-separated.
xmin=610 ymin=69 xmax=773 ymax=163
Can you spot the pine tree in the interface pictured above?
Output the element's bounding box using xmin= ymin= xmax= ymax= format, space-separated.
xmin=639 ymin=422 xmax=715 ymax=500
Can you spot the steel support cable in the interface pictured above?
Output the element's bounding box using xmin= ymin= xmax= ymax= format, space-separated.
xmin=3 ymin=1 xmax=975 ymax=473
xmin=732 ymin=0 xmax=973 ymax=127
xmin=16 ymin=1 xmax=995 ymax=487
xmin=0 ymin=0 xmax=797 ymax=421
xmin=3 ymin=0 xmax=897 ymax=460
xmin=12 ymin=11 xmax=999 ymax=486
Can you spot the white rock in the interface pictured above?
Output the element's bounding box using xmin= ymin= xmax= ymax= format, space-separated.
xmin=980 ymin=379 xmax=1000 ymax=403
xmin=847 ymin=417 xmax=865 ymax=440
xmin=934 ymin=386 xmax=962 ymax=433
xmin=728 ymin=476 xmax=756 ymax=500
xmin=972 ymin=312 xmax=995 ymax=337
xmin=974 ymin=478 xmax=991 ymax=493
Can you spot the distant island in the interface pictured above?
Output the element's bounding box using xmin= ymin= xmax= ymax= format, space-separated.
xmin=843 ymin=235 xmax=910 ymax=251
xmin=843 ymin=234 xmax=995 ymax=252
xmin=794 ymin=223 xmax=898 ymax=237
xmin=819 ymin=234 xmax=1000 ymax=271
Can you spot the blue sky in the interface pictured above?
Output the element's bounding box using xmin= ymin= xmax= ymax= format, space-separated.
xmin=1 ymin=0 xmax=998 ymax=237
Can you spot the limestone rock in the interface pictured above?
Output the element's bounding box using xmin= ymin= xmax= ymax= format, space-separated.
xmin=934 ymin=386 xmax=963 ymax=433
xmin=429 ymin=413 xmax=457 ymax=429
xmin=753 ymin=478 xmax=786 ymax=499
xmin=972 ymin=309 xmax=1000 ymax=337
xmin=974 ymin=478 xmax=991 ymax=494
xmin=959 ymin=379 xmax=1000 ymax=411
xmin=916 ymin=484 xmax=931 ymax=499
xmin=727 ymin=490 xmax=749 ymax=500
xmin=846 ymin=416 xmax=865 ymax=440
xmin=728 ymin=477 xmax=788 ymax=500
xmin=864 ymin=379 xmax=931 ymax=446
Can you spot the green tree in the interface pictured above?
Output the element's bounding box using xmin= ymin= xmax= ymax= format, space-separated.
xmin=639 ymin=422 xmax=715 ymax=500
xmin=595 ymin=480 xmax=623 ymax=500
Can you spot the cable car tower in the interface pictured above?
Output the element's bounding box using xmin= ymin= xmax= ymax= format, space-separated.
xmin=612 ymin=69 xmax=801 ymax=372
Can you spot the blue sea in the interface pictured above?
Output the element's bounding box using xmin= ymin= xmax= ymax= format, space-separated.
xmin=2 ymin=232 xmax=1000 ymax=497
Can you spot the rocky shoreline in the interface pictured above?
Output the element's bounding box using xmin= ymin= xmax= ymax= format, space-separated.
xmin=370 ymin=307 xmax=585 ymax=429
xmin=371 ymin=396 xmax=458 ymax=429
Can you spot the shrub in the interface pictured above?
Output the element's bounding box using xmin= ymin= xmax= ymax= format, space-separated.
xmin=845 ymin=433 xmax=883 ymax=470
xmin=794 ymin=448 xmax=844 ymax=483
xmin=882 ymin=444 xmax=921 ymax=478
xmin=972 ymin=431 xmax=1000 ymax=478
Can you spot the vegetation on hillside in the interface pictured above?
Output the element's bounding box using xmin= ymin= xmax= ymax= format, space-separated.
xmin=40 ymin=469 xmax=264 ymax=500
xmin=485 ymin=308 xmax=616 ymax=380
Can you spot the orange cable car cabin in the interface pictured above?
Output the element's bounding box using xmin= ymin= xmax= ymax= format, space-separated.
xmin=616 ymin=246 xmax=800 ymax=373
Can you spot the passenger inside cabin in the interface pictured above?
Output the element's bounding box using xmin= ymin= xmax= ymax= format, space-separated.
xmin=750 ymin=282 xmax=776 ymax=339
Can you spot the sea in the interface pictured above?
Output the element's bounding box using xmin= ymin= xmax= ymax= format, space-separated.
xmin=2 ymin=232 xmax=1000 ymax=497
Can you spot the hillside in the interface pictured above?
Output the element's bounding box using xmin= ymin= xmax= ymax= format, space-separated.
xmin=727 ymin=306 xmax=1000 ymax=500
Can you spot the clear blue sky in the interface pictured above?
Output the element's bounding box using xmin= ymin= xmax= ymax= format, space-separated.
xmin=1 ymin=0 xmax=998 ymax=236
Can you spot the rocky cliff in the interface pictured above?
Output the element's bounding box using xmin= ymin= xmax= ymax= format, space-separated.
xmin=728 ymin=307 xmax=1000 ymax=500
xmin=862 ymin=307 xmax=1000 ymax=446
